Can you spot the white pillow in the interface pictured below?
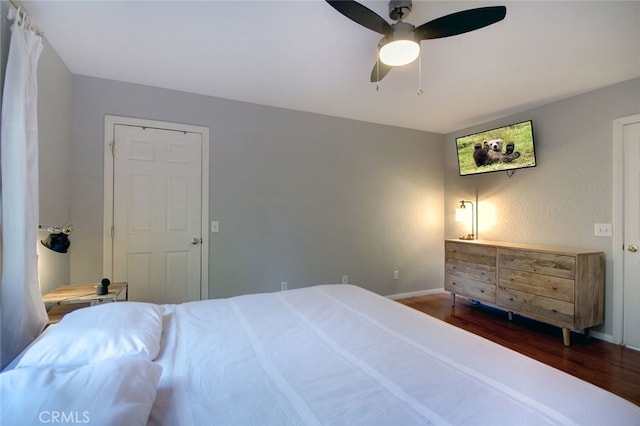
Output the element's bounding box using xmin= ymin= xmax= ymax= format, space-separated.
xmin=0 ymin=358 xmax=162 ymax=426
xmin=16 ymin=301 xmax=164 ymax=368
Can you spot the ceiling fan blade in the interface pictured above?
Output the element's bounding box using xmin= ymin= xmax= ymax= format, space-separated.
xmin=370 ymin=61 xmax=392 ymax=82
xmin=415 ymin=6 xmax=506 ymax=40
xmin=326 ymin=0 xmax=393 ymax=36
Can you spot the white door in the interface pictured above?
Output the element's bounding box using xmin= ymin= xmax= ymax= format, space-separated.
xmin=623 ymin=122 xmax=640 ymax=349
xmin=112 ymin=124 xmax=203 ymax=304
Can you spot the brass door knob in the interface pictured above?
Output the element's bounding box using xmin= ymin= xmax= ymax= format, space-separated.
xmin=629 ymin=244 xmax=638 ymax=253
xmin=191 ymin=237 xmax=201 ymax=245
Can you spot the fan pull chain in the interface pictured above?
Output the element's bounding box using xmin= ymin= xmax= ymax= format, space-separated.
xmin=417 ymin=49 xmax=423 ymax=96
xmin=376 ymin=46 xmax=380 ymax=92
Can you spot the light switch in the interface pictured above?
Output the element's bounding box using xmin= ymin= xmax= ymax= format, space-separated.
xmin=594 ymin=223 xmax=612 ymax=237
xmin=211 ymin=221 xmax=219 ymax=233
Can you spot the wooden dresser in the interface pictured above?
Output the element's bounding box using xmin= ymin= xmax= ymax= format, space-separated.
xmin=444 ymin=239 xmax=604 ymax=345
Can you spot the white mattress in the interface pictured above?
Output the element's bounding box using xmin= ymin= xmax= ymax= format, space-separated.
xmin=148 ymin=285 xmax=640 ymax=425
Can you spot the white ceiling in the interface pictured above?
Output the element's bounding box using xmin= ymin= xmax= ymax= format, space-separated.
xmin=22 ymin=0 xmax=640 ymax=134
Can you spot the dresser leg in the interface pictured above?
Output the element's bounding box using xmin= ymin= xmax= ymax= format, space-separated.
xmin=562 ymin=328 xmax=571 ymax=346
xmin=451 ymin=293 xmax=456 ymax=306
xmin=508 ymin=311 xmax=513 ymax=321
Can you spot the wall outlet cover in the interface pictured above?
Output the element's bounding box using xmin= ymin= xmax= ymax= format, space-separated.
xmin=594 ymin=223 xmax=612 ymax=237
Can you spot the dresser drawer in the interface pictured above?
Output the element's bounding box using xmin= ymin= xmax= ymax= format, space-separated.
xmin=445 ymin=275 xmax=496 ymax=303
xmin=498 ymin=248 xmax=575 ymax=279
xmin=446 ymin=241 xmax=496 ymax=266
xmin=498 ymin=268 xmax=574 ymax=302
xmin=498 ymin=287 xmax=574 ymax=328
xmin=446 ymin=258 xmax=496 ymax=284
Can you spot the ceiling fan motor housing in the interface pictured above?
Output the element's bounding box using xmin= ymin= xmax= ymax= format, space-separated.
xmin=389 ymin=0 xmax=412 ymax=21
xmin=381 ymin=21 xmax=417 ymax=45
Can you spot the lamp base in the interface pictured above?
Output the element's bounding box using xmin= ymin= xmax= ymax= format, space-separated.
xmin=459 ymin=234 xmax=475 ymax=240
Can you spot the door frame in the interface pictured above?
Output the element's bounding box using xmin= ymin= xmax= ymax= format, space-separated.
xmin=612 ymin=113 xmax=640 ymax=345
xmin=103 ymin=115 xmax=210 ymax=300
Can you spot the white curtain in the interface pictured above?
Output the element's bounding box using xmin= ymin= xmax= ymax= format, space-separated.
xmin=0 ymin=6 xmax=47 ymax=369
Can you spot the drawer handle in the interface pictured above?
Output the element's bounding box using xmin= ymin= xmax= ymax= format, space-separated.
xmin=480 ymin=289 xmax=485 ymax=293
xmin=509 ymin=297 xmax=514 ymax=301
xmin=552 ymin=309 xmax=558 ymax=313
xmin=452 ymin=282 xmax=457 ymax=286
xmin=552 ymin=286 xmax=558 ymax=291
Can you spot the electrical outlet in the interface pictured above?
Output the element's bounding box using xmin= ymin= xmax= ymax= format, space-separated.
xmin=280 ymin=281 xmax=287 ymax=291
xmin=342 ymin=275 xmax=348 ymax=284
xmin=393 ymin=270 xmax=399 ymax=280
xmin=594 ymin=223 xmax=612 ymax=237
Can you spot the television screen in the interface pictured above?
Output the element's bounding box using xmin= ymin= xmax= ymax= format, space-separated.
xmin=455 ymin=120 xmax=536 ymax=176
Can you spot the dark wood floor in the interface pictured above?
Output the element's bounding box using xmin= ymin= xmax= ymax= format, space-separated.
xmin=396 ymin=293 xmax=640 ymax=407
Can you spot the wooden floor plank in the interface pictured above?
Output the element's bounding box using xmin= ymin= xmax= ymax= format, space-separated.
xmin=396 ymin=292 xmax=640 ymax=406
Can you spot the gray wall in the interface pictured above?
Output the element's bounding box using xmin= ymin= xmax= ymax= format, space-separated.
xmin=71 ymin=76 xmax=445 ymax=298
xmin=444 ymin=77 xmax=640 ymax=338
xmin=36 ymin=37 xmax=72 ymax=294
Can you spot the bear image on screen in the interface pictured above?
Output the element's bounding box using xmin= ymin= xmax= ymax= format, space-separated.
xmin=455 ymin=120 xmax=536 ymax=176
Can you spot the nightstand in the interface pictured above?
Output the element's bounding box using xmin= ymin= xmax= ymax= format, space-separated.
xmin=43 ymin=282 xmax=128 ymax=323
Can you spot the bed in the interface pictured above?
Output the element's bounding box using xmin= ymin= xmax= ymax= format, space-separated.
xmin=2 ymin=284 xmax=639 ymax=425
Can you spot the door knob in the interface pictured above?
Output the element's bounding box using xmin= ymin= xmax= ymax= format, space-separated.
xmin=191 ymin=237 xmax=201 ymax=245
xmin=629 ymin=244 xmax=639 ymax=253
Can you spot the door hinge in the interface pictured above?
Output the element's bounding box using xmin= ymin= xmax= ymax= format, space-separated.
xmin=111 ymin=226 xmax=114 ymax=239
xmin=111 ymin=140 xmax=115 ymax=157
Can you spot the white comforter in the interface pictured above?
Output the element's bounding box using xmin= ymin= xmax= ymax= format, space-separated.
xmin=149 ymin=285 xmax=640 ymax=425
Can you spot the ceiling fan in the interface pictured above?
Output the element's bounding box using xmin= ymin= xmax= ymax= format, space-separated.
xmin=326 ymin=0 xmax=506 ymax=82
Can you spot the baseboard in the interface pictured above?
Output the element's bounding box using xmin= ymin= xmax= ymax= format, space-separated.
xmin=588 ymin=330 xmax=616 ymax=345
xmin=386 ymin=288 xmax=445 ymax=300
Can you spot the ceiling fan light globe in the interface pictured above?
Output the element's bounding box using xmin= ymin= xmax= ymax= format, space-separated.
xmin=379 ymin=40 xmax=420 ymax=66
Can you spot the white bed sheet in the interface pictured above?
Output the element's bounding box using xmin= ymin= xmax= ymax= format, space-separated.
xmin=149 ymin=285 xmax=640 ymax=425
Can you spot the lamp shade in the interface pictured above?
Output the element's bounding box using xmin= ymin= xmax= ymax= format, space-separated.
xmin=41 ymin=233 xmax=70 ymax=253
xmin=455 ymin=207 xmax=469 ymax=223
xmin=455 ymin=200 xmax=475 ymax=240
xmin=379 ymin=39 xmax=420 ymax=66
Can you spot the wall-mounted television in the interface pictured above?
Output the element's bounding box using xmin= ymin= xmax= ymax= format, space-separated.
xmin=455 ymin=120 xmax=536 ymax=176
